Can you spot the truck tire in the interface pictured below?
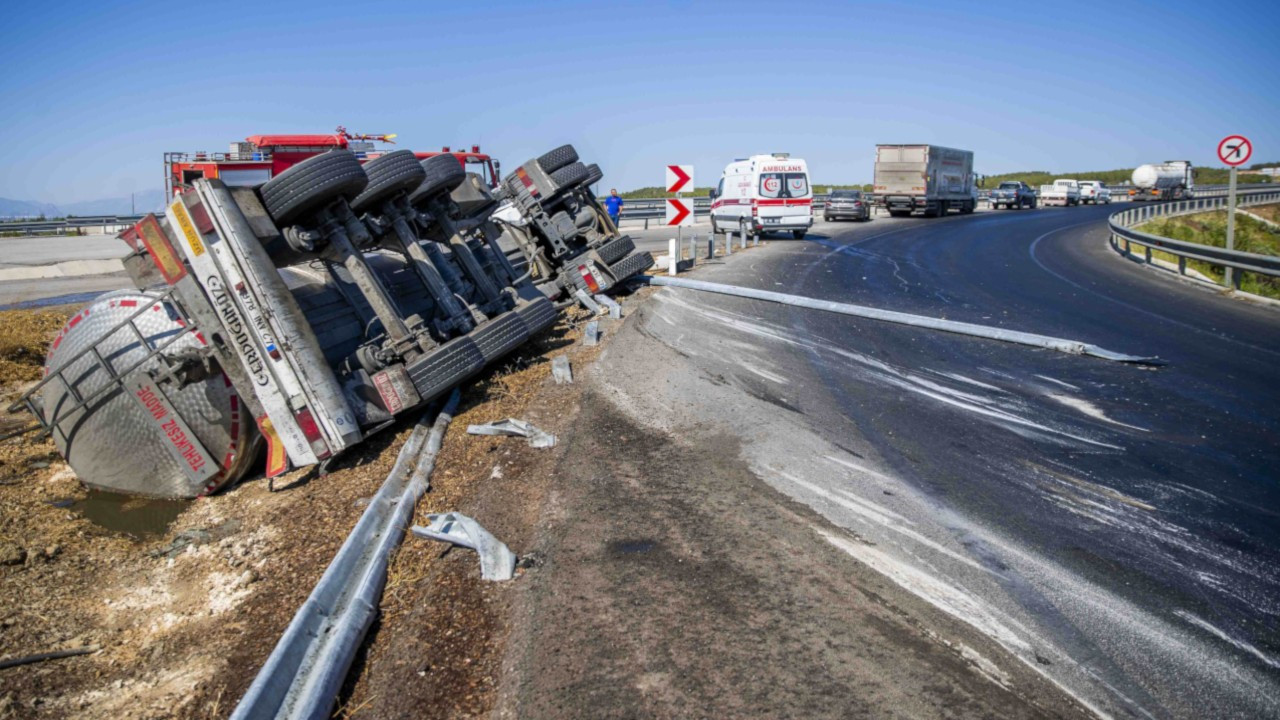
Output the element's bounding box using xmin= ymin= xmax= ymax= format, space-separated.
xmin=349 ymin=150 xmax=427 ymax=214
xmin=710 ymin=215 xmax=721 ymax=234
xmin=792 ymin=230 xmax=806 ymax=240
xmin=407 ymin=337 xmax=486 ymax=404
xmin=606 ymin=251 xmax=655 ymax=283
xmin=582 ymin=163 xmax=604 ymax=188
xmin=549 ymin=162 xmax=589 ymax=192
xmin=259 ymin=150 xmax=368 ymax=226
xmin=536 ymin=144 xmax=579 ymax=174
xmin=409 ymin=154 xmax=467 ymax=206
xmin=595 ymin=234 xmax=636 ymax=266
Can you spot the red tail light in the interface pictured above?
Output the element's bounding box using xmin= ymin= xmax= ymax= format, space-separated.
xmin=578 ymin=265 xmax=600 ymax=293
xmin=293 ymin=407 xmax=331 ymax=460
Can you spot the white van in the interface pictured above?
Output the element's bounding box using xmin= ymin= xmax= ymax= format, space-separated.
xmin=710 ymin=154 xmax=813 ymax=239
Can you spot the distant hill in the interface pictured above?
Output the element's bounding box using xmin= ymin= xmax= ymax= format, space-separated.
xmin=61 ymin=189 xmax=167 ymax=217
xmin=619 ymin=186 xmax=717 ymax=199
xmin=0 ymin=189 xmax=166 ymax=220
xmin=0 ymin=197 xmax=61 ymax=219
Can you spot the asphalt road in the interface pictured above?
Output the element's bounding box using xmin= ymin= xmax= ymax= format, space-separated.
xmin=597 ymin=205 xmax=1280 ymax=718
xmin=0 ymin=234 xmax=125 ymax=266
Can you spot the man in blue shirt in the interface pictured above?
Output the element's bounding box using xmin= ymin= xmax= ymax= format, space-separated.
xmin=605 ymin=189 xmax=623 ymax=228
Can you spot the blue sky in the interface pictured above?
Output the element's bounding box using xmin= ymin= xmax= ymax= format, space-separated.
xmin=1 ymin=0 xmax=1277 ymax=203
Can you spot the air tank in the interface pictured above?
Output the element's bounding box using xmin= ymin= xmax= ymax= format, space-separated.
xmin=1132 ymin=161 xmax=1192 ymax=190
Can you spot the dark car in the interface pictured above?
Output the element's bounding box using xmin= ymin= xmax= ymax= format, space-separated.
xmin=823 ymin=189 xmax=872 ymax=222
xmin=989 ymin=181 xmax=1037 ymax=209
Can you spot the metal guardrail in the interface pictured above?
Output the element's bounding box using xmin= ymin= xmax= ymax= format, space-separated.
xmin=1107 ymin=189 xmax=1280 ymax=288
xmin=2 ymin=185 xmax=1273 ymax=235
xmin=0 ymin=215 xmax=147 ymax=235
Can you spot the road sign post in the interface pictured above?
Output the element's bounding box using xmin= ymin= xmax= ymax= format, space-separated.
xmin=665 ymin=165 xmax=695 ymax=258
xmin=1217 ymin=135 xmax=1252 ymax=289
xmin=1226 ymin=166 xmax=1237 ymax=288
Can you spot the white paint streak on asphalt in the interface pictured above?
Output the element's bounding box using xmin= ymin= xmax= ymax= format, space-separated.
xmin=816 ymin=527 xmax=1032 ymax=652
xmin=932 ymin=371 xmax=1006 ymax=393
xmin=822 ymin=454 xmax=895 ymax=483
xmin=1173 ymin=611 xmax=1280 ymax=670
xmin=655 ymin=289 xmax=1125 ymax=452
xmin=742 ymin=364 xmax=789 ymax=385
xmin=1034 ymin=374 xmax=1082 ymax=391
xmin=1047 ymin=394 xmax=1150 ymax=432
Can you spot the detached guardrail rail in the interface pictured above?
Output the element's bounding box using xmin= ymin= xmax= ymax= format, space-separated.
xmin=1107 ymin=189 xmax=1280 ymax=290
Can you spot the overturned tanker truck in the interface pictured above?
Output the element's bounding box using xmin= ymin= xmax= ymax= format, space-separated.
xmin=6 ymin=141 xmax=652 ymax=498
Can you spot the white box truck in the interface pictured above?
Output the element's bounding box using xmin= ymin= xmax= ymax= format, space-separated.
xmin=874 ymin=144 xmax=976 ymax=217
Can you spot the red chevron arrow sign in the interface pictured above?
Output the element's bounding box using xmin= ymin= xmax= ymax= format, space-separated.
xmin=666 ymin=165 xmax=693 ymax=194
xmin=665 ymin=198 xmax=693 ymax=226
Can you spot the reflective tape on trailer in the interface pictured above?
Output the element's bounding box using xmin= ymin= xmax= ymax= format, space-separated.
xmin=166 ymin=198 xmax=318 ymax=468
xmin=196 ymin=182 xmax=359 ymax=456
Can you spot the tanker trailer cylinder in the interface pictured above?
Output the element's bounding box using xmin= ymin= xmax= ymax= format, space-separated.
xmin=35 ymin=290 xmax=257 ymax=498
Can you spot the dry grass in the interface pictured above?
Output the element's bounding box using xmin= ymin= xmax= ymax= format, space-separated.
xmin=1245 ymin=202 xmax=1280 ymax=224
xmin=0 ymin=308 xmax=71 ymax=384
xmin=1138 ymin=208 xmax=1280 ymax=298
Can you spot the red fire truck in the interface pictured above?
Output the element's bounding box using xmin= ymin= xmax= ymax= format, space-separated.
xmin=164 ymin=127 xmax=501 ymax=198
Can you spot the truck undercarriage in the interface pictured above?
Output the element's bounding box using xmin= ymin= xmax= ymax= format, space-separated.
xmin=7 ymin=142 xmax=652 ymax=497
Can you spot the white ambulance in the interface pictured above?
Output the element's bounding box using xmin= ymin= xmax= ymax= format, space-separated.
xmin=709 ymin=154 xmax=813 ymax=239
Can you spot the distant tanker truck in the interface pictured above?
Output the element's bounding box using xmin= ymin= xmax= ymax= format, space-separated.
xmin=1129 ymin=161 xmax=1194 ymax=201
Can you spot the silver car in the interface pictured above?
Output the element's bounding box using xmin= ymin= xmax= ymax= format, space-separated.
xmin=823 ymin=189 xmax=872 ymax=222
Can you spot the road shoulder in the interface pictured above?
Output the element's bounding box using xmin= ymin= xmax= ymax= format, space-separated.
xmin=487 ymin=298 xmax=1092 ymax=719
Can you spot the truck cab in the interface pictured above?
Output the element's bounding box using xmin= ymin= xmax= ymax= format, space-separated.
xmin=710 ymin=154 xmax=813 ymax=239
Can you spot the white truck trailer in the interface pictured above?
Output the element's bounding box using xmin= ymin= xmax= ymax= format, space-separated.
xmin=1129 ymin=161 xmax=1194 ymax=201
xmin=874 ymin=144 xmax=975 ymax=217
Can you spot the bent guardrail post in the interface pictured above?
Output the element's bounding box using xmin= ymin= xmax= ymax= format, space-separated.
xmin=231 ymin=389 xmax=461 ymax=720
xmin=637 ymin=275 xmax=1161 ymax=365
